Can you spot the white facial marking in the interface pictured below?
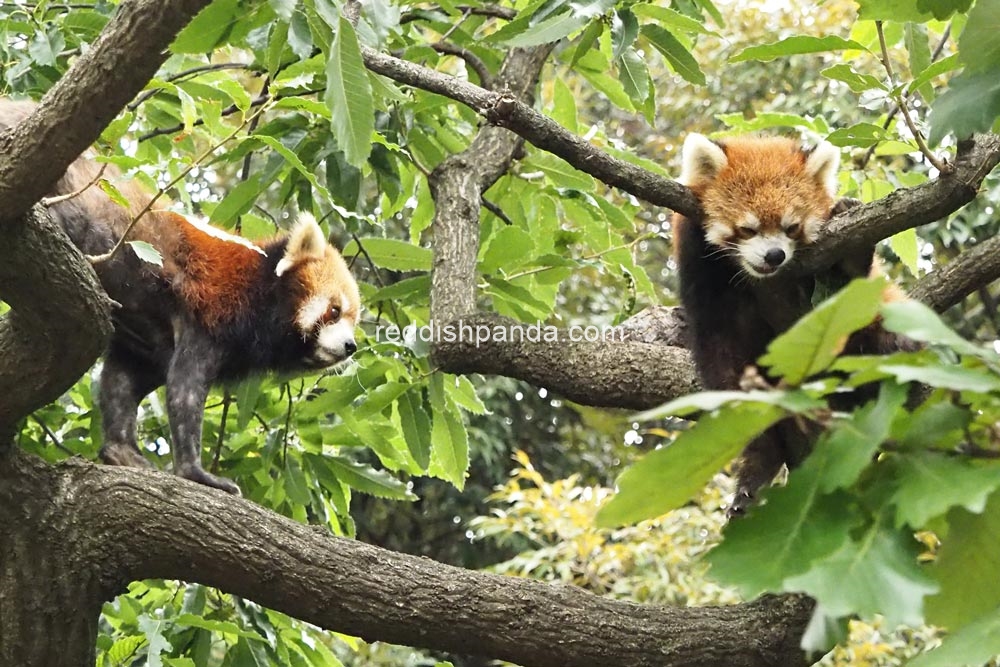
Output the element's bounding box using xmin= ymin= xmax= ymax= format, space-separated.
xmin=740 ymin=212 xmax=761 ymax=230
xmin=737 ymin=233 xmax=795 ymax=277
xmin=296 ymin=296 xmax=330 ymax=331
xmin=802 ymin=216 xmax=824 ymax=243
xmin=315 ymin=319 xmax=357 ymax=363
xmin=704 ymin=221 xmax=732 ymax=247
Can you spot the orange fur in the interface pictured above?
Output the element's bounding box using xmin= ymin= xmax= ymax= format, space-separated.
xmin=169 ymin=213 xmax=265 ymax=329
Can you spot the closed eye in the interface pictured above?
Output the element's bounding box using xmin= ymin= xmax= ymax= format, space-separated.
xmin=785 ymin=222 xmax=802 ymax=235
xmin=735 ymin=226 xmax=757 ymax=239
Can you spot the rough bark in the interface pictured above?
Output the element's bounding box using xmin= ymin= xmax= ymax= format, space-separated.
xmin=0 ymin=448 xmax=815 ymax=667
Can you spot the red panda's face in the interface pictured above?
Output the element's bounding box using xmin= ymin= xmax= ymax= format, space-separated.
xmin=276 ymin=215 xmax=361 ymax=368
xmin=679 ymin=134 xmax=840 ymax=278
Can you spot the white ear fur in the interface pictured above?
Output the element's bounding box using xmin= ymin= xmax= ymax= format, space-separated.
xmin=680 ymin=133 xmax=728 ymax=186
xmin=805 ymin=141 xmax=841 ymax=198
xmin=275 ymin=213 xmax=328 ymax=277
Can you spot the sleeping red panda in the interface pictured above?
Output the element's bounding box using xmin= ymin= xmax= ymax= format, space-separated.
xmin=673 ymin=133 xmax=911 ymax=514
xmin=2 ymin=99 xmax=360 ymax=495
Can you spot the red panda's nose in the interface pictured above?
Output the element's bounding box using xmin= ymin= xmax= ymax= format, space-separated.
xmin=764 ymin=248 xmax=786 ymax=267
xmin=344 ymin=339 xmax=358 ymax=357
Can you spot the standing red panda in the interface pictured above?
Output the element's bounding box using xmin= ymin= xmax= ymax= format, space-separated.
xmin=673 ymin=133 xmax=910 ymax=514
xmin=2 ymin=99 xmax=360 ymax=495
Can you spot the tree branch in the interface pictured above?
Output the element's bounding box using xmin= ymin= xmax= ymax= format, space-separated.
xmin=1 ymin=450 xmax=814 ymax=667
xmin=911 ymin=233 xmax=1000 ymax=312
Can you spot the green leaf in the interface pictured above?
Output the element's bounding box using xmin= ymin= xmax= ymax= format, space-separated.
xmin=106 ymin=636 xmax=146 ymax=666
xmin=318 ymin=454 xmax=416 ymax=500
xmin=878 ymin=363 xmax=1000 ymax=393
xmin=479 ymin=226 xmax=536 ymax=274
xmin=889 ymin=453 xmax=1000 ymax=528
xmin=610 ymin=9 xmax=639 ymax=59
xmin=826 ymin=123 xmax=888 ymax=148
xmin=784 ymin=523 xmax=938 ymax=627
xmin=907 ymin=53 xmax=960 ymax=97
xmin=209 ymin=175 xmax=266 ymax=225
xmin=174 ymin=614 xmax=264 ymax=640
xmin=957 ymin=0 xmax=1000 ymax=72
xmin=760 ymin=278 xmax=886 ymax=385
xmin=171 ymin=0 xmax=239 ymax=53
xmin=821 ymin=64 xmax=887 ymax=93
xmin=342 ymin=237 xmax=432 ymax=271
xmin=730 ymin=36 xmax=867 ymax=63
xmin=905 ymin=23 xmax=933 ymax=101
xmin=353 ymin=381 xmax=412 ymax=420
xmin=617 ymin=47 xmax=649 ymax=105
xmin=127 ymin=241 xmax=164 ymax=267
xmin=631 ymin=4 xmax=712 ymax=35
xmin=892 ymin=400 xmax=969 ymax=450
xmin=640 ymin=24 xmax=706 ymax=85
xmin=890 ymin=227 xmax=919 ymax=275
xmin=526 ymin=152 xmax=595 ymax=191
xmin=503 ymin=0 xmax=617 ymax=47
xmin=856 ymin=0 xmax=934 ymax=22
xmin=917 ymin=0 xmax=972 ymax=19
xmin=908 ymin=605 xmax=1000 ymax=667
xmin=812 ymin=381 xmax=908 ymax=492
xmin=325 ymin=16 xmax=375 ymax=168
xmin=929 ymin=69 xmax=1000 ymax=145
xmin=707 ymin=458 xmax=860 ymax=598
xmin=717 ymin=111 xmax=823 ymax=133
xmin=926 ymin=491 xmax=1000 ymax=629
xmin=235 ymin=378 xmax=262 ymax=431
xmin=446 ymin=375 xmax=488 ymax=415
xmin=881 ymin=300 xmax=989 ymax=359
xmin=429 ymin=374 xmax=469 ymax=489
xmin=138 ymin=615 xmax=173 ymax=667
xmin=634 ymin=389 xmax=823 ymax=421
xmin=397 ymin=390 xmax=431 ymax=469
xmin=596 ymin=403 xmax=785 ymax=527
xmin=569 ymin=19 xmax=604 ymax=68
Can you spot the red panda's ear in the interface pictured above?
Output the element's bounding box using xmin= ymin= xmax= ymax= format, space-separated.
xmin=805 ymin=140 xmax=841 ymax=199
xmin=680 ymin=133 xmax=728 ymax=186
xmin=276 ymin=213 xmax=327 ymax=277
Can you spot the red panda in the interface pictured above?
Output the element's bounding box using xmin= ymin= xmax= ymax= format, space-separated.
xmin=674 ymin=133 xmax=911 ymax=514
xmin=2 ymin=99 xmax=360 ymax=495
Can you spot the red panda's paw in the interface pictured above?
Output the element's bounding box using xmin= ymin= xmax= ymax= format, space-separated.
xmin=177 ymin=464 xmax=242 ymax=496
xmin=100 ymin=442 xmax=156 ymax=469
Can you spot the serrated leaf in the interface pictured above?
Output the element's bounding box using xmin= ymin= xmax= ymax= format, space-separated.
xmin=634 ymin=389 xmax=823 ymax=421
xmin=447 ymin=375 xmax=488 ymax=415
xmin=881 ymin=300 xmax=989 ymax=359
xmin=106 ymin=635 xmax=146 ymax=666
xmin=596 ymin=403 xmax=785 ymax=527
xmin=127 ymin=241 xmax=164 ymax=267
xmin=235 ymin=378 xmax=262 ymax=431
xmin=631 ymin=4 xmax=712 ymax=34
xmin=209 ymin=175 xmax=265 ymax=225
xmin=908 ymin=605 xmax=1000 ymax=667
xmin=893 ymin=400 xmax=969 ymax=450
xmin=905 ymin=22 xmax=933 ymax=101
xmin=569 ymin=19 xmax=604 ymax=68
xmin=342 ymin=237 xmax=431 ymax=271
xmin=527 ymin=152 xmax=595 ymax=190
xmin=707 ymin=457 xmax=860 ymax=598
xmin=826 ymin=123 xmax=889 ymax=148
xmin=956 ymin=0 xmax=1000 ymax=73
xmin=486 ymin=277 xmax=555 ymax=320
xmin=504 ymin=0 xmax=616 ymax=47
xmin=369 ymin=275 xmax=431 ymax=303
xmin=731 ymin=36 xmax=867 ymax=63
xmin=926 ymin=491 xmax=1000 ymax=629
xmin=760 ymin=278 xmax=886 ymax=385
xmin=889 ymin=453 xmax=1000 ymax=528
xmin=326 ymin=16 xmax=375 ymax=168
xmin=878 ymin=363 xmax=1000 ymax=393
xmin=171 ymin=0 xmax=239 ymax=53
xmin=174 ymin=614 xmax=264 ymax=640
xmin=617 ymin=47 xmax=649 ymax=104
xmin=784 ymin=523 xmax=938 ymax=627
xmin=353 ymin=381 xmax=411 ymax=420
xmin=322 ymin=454 xmax=415 ymax=500
xmin=640 ymin=24 xmax=705 ymax=85
xmin=610 ymin=8 xmax=639 ymax=59
xmin=397 ymin=390 xmax=431 ymax=469
xmin=821 ymin=64 xmax=887 ymax=93
xmin=479 ymin=226 xmax=536 ymax=274
xmin=929 ymin=69 xmax=1000 ymax=145
xmin=812 ymin=381 xmax=908 ymax=492
xmin=429 ymin=374 xmax=469 ymax=489
xmin=856 ymin=0 xmax=934 ymax=21
xmin=137 ymin=616 xmax=172 ymax=667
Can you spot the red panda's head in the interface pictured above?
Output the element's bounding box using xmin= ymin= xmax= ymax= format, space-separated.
xmin=275 ymin=214 xmax=361 ymax=368
xmin=679 ymin=134 xmax=840 ymax=278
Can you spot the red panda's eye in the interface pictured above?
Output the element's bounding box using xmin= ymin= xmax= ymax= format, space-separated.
xmin=736 ymin=227 xmax=757 ymax=239
xmin=785 ymin=223 xmax=802 ymax=235
xmin=330 ymin=306 xmax=341 ymax=322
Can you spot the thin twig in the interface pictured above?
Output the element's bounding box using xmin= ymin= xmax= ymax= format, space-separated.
xmin=352 ymin=233 xmax=403 ymax=325
xmin=31 ymin=415 xmax=74 ymax=456
xmin=481 ymin=196 xmax=512 ymax=225
xmin=210 ymin=391 xmax=232 ymax=474
xmin=432 ymin=42 xmax=493 ymax=88
xmin=40 ymin=161 xmax=108 ymax=206
xmin=400 ymin=3 xmax=516 ymax=23
xmin=89 ymin=102 xmax=273 ymax=265
xmin=235 ymin=75 xmax=270 ymax=234
xmin=876 ymin=21 xmax=951 ymax=174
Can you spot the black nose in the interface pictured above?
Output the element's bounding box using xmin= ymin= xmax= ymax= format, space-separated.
xmin=344 ymin=340 xmax=357 ymax=357
xmin=764 ymin=248 xmax=786 ymax=267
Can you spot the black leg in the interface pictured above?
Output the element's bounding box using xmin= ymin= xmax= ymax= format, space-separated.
xmin=97 ymin=344 xmax=164 ymax=469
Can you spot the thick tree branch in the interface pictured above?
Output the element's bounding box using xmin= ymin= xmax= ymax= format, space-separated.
xmin=911 ymin=233 xmax=1000 ymax=312
xmin=0 ymin=0 xmax=212 ymax=222
xmin=0 ymin=449 xmax=815 ymax=667
xmin=0 ymin=208 xmax=113 ymax=442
